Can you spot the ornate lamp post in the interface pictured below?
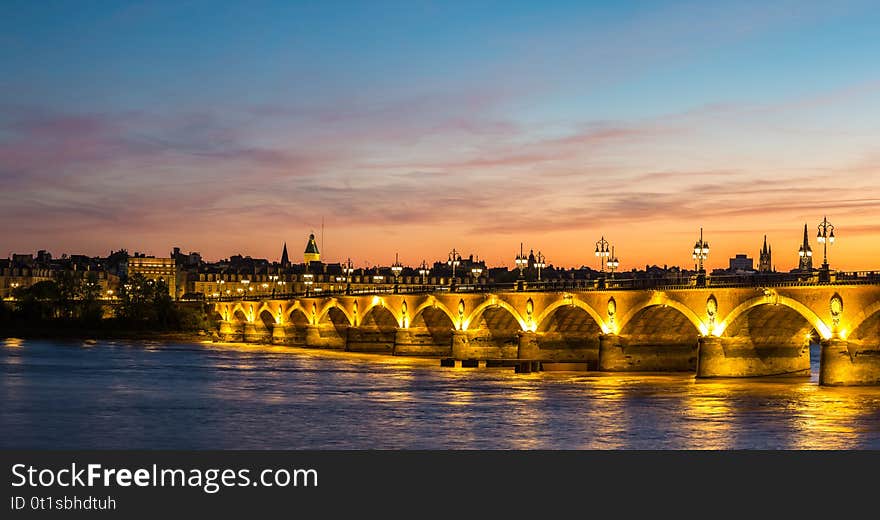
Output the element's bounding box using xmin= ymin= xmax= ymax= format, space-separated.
xmin=372 ymin=272 xmax=385 ymax=290
xmin=391 ymin=253 xmax=404 ymax=293
xmin=817 ymin=216 xmax=836 ymax=282
xmin=342 ymin=258 xmax=354 ymax=295
xmin=606 ymin=246 xmax=620 ymax=278
xmin=471 ymin=266 xmax=483 ymax=287
xmin=515 ymin=243 xmax=528 ymax=291
xmin=534 ymin=251 xmax=546 ymax=282
xmin=418 ymin=260 xmax=429 ymax=287
xmin=447 ymin=249 xmax=461 ymax=291
xmin=269 ymin=275 xmax=279 ymax=298
xmin=241 ymin=279 xmax=251 ymax=299
xmin=302 ymin=273 xmax=314 ymax=296
xmin=595 ymin=236 xmax=610 ymax=272
xmin=692 ymin=228 xmax=709 ymax=287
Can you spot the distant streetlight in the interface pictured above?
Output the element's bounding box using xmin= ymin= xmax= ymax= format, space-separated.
xmin=606 ymin=246 xmax=620 ymax=278
xmin=817 ymin=216 xmax=836 ymax=281
xmin=342 ymin=258 xmax=354 ymax=295
xmin=595 ymin=236 xmax=610 ymax=272
xmin=302 ymin=273 xmax=314 ymax=296
xmin=269 ymin=275 xmax=279 ymax=298
xmin=447 ymin=249 xmax=461 ymax=291
xmin=692 ymin=228 xmax=709 ymax=286
xmin=515 ymin=243 xmax=528 ymax=279
xmin=391 ymin=253 xmax=404 ymax=293
xmin=418 ymin=260 xmax=430 ymax=287
xmin=471 ymin=265 xmax=483 ymax=286
xmin=534 ymin=251 xmax=546 ymax=281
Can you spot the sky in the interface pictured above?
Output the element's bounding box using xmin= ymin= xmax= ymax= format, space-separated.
xmin=2 ymin=0 xmax=879 ymax=271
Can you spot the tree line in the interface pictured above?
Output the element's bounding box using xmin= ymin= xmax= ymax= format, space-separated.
xmin=1 ymin=272 xmax=210 ymax=333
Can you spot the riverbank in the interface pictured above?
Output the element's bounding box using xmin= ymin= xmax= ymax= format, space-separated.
xmin=0 ymin=325 xmax=210 ymax=343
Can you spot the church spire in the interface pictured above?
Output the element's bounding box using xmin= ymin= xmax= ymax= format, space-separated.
xmin=759 ymin=235 xmax=772 ymax=272
xmin=280 ymin=242 xmax=290 ymax=268
xmin=798 ymin=223 xmax=813 ymax=272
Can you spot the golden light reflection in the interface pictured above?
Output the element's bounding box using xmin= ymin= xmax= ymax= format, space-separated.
xmin=446 ymin=389 xmax=474 ymax=407
xmin=4 ymin=338 xmax=24 ymax=348
xmin=786 ymin=384 xmax=870 ymax=449
xmin=681 ymin=382 xmax=735 ymax=450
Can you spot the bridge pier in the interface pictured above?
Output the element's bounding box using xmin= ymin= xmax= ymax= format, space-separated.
xmin=393 ymin=328 xmax=453 ymax=357
xmin=820 ymin=338 xmax=880 ymax=386
xmin=517 ymin=331 xmax=539 ymax=359
xmin=271 ymin=323 xmax=287 ymax=344
xmin=451 ymin=330 xmax=471 ymax=360
xmin=218 ymin=320 xmax=237 ymax=341
xmin=243 ymin=322 xmax=262 ymax=343
xmin=346 ymin=326 xmax=396 ymax=353
xmin=597 ymin=334 xmax=624 ymax=371
xmin=696 ymin=336 xmax=810 ymax=378
xmin=598 ymin=334 xmax=696 ymax=372
xmin=304 ymin=324 xmax=347 ymax=350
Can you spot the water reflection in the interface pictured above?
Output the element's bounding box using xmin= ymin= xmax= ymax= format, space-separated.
xmin=2 ymin=339 xmax=880 ymax=449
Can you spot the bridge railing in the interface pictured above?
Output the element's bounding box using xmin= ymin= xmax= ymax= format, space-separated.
xmin=206 ymin=271 xmax=880 ymax=301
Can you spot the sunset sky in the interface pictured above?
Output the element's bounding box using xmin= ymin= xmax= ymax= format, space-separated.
xmin=2 ymin=1 xmax=879 ymax=271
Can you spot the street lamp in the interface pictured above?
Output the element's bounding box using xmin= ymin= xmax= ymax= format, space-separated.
xmin=447 ymin=249 xmax=461 ymax=291
xmin=534 ymin=251 xmax=546 ymax=282
xmin=817 ymin=216 xmax=836 ymax=281
xmin=515 ymin=243 xmax=528 ymax=279
xmin=418 ymin=260 xmax=430 ymax=287
xmin=692 ymin=228 xmax=710 ymax=271
xmin=693 ymin=228 xmax=709 ymax=287
xmin=269 ymin=275 xmax=279 ymax=298
xmin=595 ymin=236 xmax=610 ymax=272
xmin=471 ymin=266 xmax=483 ymax=287
xmin=302 ymin=273 xmax=314 ymax=296
xmin=606 ymin=246 xmax=620 ymax=278
xmin=241 ymin=279 xmax=250 ymax=299
xmin=799 ymin=241 xmax=813 ymax=262
xmin=342 ymin=258 xmax=354 ymax=295
xmin=391 ymin=253 xmax=404 ymax=293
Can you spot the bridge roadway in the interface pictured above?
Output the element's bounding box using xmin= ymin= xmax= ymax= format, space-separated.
xmin=213 ymin=282 xmax=880 ymax=386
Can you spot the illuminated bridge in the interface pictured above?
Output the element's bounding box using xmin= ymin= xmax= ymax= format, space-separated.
xmin=213 ymin=279 xmax=880 ymax=386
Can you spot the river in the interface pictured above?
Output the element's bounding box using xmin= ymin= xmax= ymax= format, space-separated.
xmin=2 ymin=338 xmax=880 ymax=449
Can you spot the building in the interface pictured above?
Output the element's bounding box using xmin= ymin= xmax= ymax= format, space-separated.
xmin=728 ymin=254 xmax=754 ymax=272
xmin=127 ymin=255 xmax=178 ymax=298
xmin=304 ymin=234 xmax=321 ymax=264
xmin=798 ymin=223 xmax=813 ymax=272
xmin=758 ymin=235 xmax=773 ymax=272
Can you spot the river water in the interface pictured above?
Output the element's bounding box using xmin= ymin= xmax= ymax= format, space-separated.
xmin=2 ymin=338 xmax=880 ymax=449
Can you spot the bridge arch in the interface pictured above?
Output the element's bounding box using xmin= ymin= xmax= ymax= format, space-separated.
xmin=287 ymin=304 xmax=310 ymax=325
xmin=534 ymin=298 xmax=607 ymax=334
xmin=617 ymin=296 xmax=705 ymax=336
xmin=232 ymin=308 xmax=248 ymax=324
xmin=360 ymin=304 xmax=400 ymax=329
xmin=258 ymin=309 xmax=276 ymax=329
xmin=359 ymin=298 xmax=402 ymax=328
xmin=316 ymin=301 xmax=354 ymax=327
xmin=464 ymin=299 xmax=527 ymax=332
xmin=715 ymin=295 xmax=830 ymax=339
xmin=410 ymin=300 xmax=458 ymax=330
xmin=846 ymin=300 xmax=880 ymax=341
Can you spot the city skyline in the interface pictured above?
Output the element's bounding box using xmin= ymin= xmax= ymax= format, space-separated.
xmin=2 ymin=1 xmax=880 ymax=269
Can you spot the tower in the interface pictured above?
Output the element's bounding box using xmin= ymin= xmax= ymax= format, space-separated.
xmin=758 ymin=235 xmax=772 ymax=272
xmin=280 ymin=242 xmax=290 ymax=268
xmin=304 ymin=233 xmax=321 ymax=264
xmin=798 ymin=224 xmax=813 ymax=272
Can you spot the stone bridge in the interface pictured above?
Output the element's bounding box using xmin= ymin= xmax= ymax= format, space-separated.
xmin=213 ymin=284 xmax=880 ymax=386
